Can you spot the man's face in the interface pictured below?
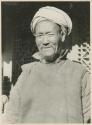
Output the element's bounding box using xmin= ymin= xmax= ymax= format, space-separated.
xmin=35 ymin=20 xmax=64 ymax=62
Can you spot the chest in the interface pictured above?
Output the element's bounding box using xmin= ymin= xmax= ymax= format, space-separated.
xmin=21 ymin=63 xmax=82 ymax=105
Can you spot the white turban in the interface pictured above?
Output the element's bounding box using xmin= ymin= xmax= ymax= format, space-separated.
xmin=31 ymin=6 xmax=72 ymax=35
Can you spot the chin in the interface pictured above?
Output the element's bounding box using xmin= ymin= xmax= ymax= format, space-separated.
xmin=43 ymin=54 xmax=59 ymax=63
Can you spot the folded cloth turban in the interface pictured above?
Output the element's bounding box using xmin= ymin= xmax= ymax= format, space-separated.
xmin=31 ymin=6 xmax=72 ymax=35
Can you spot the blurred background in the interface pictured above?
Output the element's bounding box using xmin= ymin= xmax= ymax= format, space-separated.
xmin=1 ymin=1 xmax=90 ymax=97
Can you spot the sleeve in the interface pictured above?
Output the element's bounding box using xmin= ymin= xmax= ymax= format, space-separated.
xmin=81 ymin=70 xmax=91 ymax=123
xmin=2 ymin=70 xmax=27 ymax=123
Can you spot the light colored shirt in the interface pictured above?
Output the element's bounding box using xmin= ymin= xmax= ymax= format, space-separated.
xmin=4 ymin=59 xmax=90 ymax=123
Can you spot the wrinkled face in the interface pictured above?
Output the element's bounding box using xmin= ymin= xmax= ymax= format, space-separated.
xmin=35 ymin=20 xmax=64 ymax=62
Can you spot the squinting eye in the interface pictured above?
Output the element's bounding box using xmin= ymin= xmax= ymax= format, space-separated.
xmin=35 ymin=34 xmax=43 ymax=38
xmin=48 ymin=34 xmax=54 ymax=36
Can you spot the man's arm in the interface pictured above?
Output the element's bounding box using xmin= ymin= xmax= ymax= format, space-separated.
xmin=2 ymin=70 xmax=26 ymax=123
xmin=81 ymin=70 xmax=91 ymax=123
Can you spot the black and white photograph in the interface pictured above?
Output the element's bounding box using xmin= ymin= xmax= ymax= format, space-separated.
xmin=1 ymin=1 xmax=91 ymax=123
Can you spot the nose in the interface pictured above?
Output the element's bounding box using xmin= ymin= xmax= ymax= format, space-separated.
xmin=42 ymin=35 xmax=49 ymax=46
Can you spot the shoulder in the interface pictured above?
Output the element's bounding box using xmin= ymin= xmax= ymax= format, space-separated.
xmin=66 ymin=59 xmax=88 ymax=75
xmin=15 ymin=61 xmax=39 ymax=84
xmin=21 ymin=61 xmax=39 ymax=72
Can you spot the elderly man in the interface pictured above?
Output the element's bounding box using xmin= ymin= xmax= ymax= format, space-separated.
xmin=3 ymin=6 xmax=90 ymax=123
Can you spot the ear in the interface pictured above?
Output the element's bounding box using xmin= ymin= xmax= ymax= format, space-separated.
xmin=60 ymin=31 xmax=66 ymax=42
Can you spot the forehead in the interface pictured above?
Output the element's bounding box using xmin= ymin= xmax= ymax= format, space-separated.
xmin=35 ymin=20 xmax=60 ymax=33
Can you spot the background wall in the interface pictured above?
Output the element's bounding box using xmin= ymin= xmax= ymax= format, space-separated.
xmin=2 ymin=2 xmax=90 ymax=88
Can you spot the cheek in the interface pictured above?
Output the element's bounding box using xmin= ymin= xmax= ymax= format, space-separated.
xmin=36 ymin=39 xmax=41 ymax=49
xmin=51 ymin=37 xmax=61 ymax=48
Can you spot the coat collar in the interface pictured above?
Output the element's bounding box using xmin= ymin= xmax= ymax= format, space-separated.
xmin=32 ymin=50 xmax=68 ymax=64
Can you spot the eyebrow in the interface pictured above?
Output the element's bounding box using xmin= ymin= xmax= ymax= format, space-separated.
xmin=36 ymin=31 xmax=55 ymax=34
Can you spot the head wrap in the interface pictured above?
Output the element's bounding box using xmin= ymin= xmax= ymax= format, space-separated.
xmin=31 ymin=6 xmax=72 ymax=35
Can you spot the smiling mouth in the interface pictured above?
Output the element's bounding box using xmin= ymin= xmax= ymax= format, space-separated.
xmin=42 ymin=48 xmax=53 ymax=51
xmin=42 ymin=46 xmax=52 ymax=49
